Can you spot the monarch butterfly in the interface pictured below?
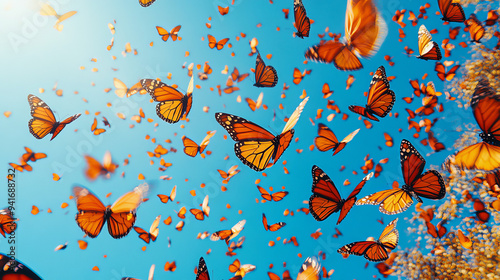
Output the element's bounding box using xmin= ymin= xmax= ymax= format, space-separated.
xmin=182 ymin=131 xmax=216 ymax=157
xmin=157 ymin=185 xmax=176 ymax=203
xmin=268 ymin=271 xmax=292 ymax=280
xmin=356 ymin=140 xmax=446 ymax=215
xmin=417 ymin=25 xmax=442 ymax=60
xmin=437 ymin=0 xmax=465 ymax=22
xmin=309 ymin=165 xmax=373 ymax=224
xmin=113 ymin=78 xmax=146 ymax=98
xmin=297 ymin=257 xmax=321 ymax=280
xmin=465 ymin=14 xmax=485 ymax=43
xmin=485 ymin=10 xmax=499 ymax=26
xmin=141 ymin=76 xmax=193 ymax=123
xmin=449 ymin=78 xmax=500 ymax=172
xmin=292 ymin=68 xmax=311 ymax=85
xmin=84 ymin=151 xmax=118 ymax=181
xmin=27 ymin=94 xmax=81 ymax=140
xmin=215 ymin=98 xmax=308 ymax=171
xmin=322 ymin=83 xmax=334 ymax=98
xmin=21 ymin=147 xmax=47 ymax=163
xmin=229 ymin=259 xmax=256 ymax=277
xmin=246 ymin=92 xmax=264 ymax=111
xmin=139 ymin=0 xmax=156 ymax=7
xmin=257 ymin=185 xmax=289 ymax=201
xmin=91 ymin=117 xmax=106 ymax=135
xmin=198 ymin=62 xmax=213 ymax=81
xmin=73 ymin=184 xmax=148 ymax=239
xmin=197 ymin=257 xmax=210 ymax=280
xmin=210 ymin=219 xmax=246 ymax=245
xmin=207 ymin=34 xmax=229 ymax=50
xmin=254 ymin=50 xmax=278 ymax=88
xmin=0 ymin=253 xmax=43 ymax=280
xmin=434 ymin=62 xmax=460 ymax=81
xmin=156 ymin=25 xmax=181 ymax=41
xmin=262 ymin=213 xmax=286 ymax=231
xmin=190 ymin=195 xmax=210 ymax=220
xmin=314 ymin=123 xmax=360 ymax=155
xmin=348 ymin=66 xmax=395 ymax=121
xmin=293 ymin=0 xmax=310 ymax=38
xmin=231 ymin=67 xmax=249 ymax=82
xmin=305 ymin=0 xmax=387 ymax=71
xmin=133 ymin=215 xmax=160 ymax=243
xmin=0 ymin=208 xmax=16 ymax=238
xmin=425 ymin=219 xmax=447 ymax=238
xmin=8 ymin=162 xmax=32 ymax=172
xmin=337 ymin=218 xmax=399 ymax=262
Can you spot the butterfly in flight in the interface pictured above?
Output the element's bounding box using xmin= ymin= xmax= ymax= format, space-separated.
xmin=210 ymin=219 xmax=246 ymax=245
xmin=84 ymin=151 xmax=118 ymax=181
xmin=356 ymin=139 xmax=446 ymax=214
xmin=293 ymin=0 xmax=310 ymax=38
xmin=207 ymin=34 xmax=229 ymax=50
xmin=314 ymin=123 xmax=360 ymax=155
xmin=215 ymin=98 xmax=308 ymax=171
xmin=296 ymin=257 xmax=321 ymax=280
xmin=305 ymin=0 xmax=387 ymax=71
xmin=417 ymin=25 xmax=442 ymax=60
xmin=338 ymin=218 xmax=399 ymax=262
xmin=0 ymin=253 xmax=43 ymax=280
xmin=437 ymin=0 xmax=465 ymax=22
xmin=254 ymin=50 xmax=278 ymax=87
xmin=156 ymin=25 xmax=181 ymax=41
xmin=448 ymin=78 xmax=500 ymax=171
xmin=190 ymin=195 xmax=210 ymax=220
xmin=141 ymin=76 xmax=193 ymax=124
xmin=257 ymin=185 xmax=288 ymax=202
xmin=465 ymin=14 xmax=485 ymax=43
xmin=0 ymin=208 xmax=16 ymax=238
xmin=133 ymin=215 xmax=160 ymax=243
xmin=262 ymin=213 xmax=286 ymax=231
xmin=73 ymin=184 xmax=148 ymax=238
xmin=196 ymin=257 xmax=210 ymax=280
xmin=348 ymin=66 xmax=395 ymax=121
xmin=309 ymin=165 xmax=373 ymax=224
xmin=27 ymin=94 xmax=81 ymax=140
xmin=182 ymin=131 xmax=216 ymax=157
xmin=139 ymin=0 xmax=156 ymax=7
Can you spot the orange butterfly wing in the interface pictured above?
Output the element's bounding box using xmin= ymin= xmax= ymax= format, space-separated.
xmin=141 ymin=79 xmax=192 ymax=123
xmin=183 ymin=136 xmax=200 ymax=157
xmin=0 ymin=253 xmax=43 ymax=280
xmin=417 ymin=25 xmax=442 ymax=60
xmin=293 ymin=0 xmax=310 ymax=38
xmin=465 ymin=14 xmax=485 ymax=43
xmin=309 ymin=165 xmax=343 ymax=221
xmin=254 ymin=51 xmax=278 ymax=88
xmin=73 ymin=186 xmax=107 ymax=238
xmin=0 ymin=209 xmax=16 ymax=237
xmin=196 ymin=257 xmax=210 ymax=280
xmin=438 ymin=0 xmax=465 ymax=22
xmin=133 ymin=226 xmax=151 ymax=243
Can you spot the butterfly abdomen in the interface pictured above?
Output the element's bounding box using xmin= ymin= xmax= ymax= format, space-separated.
xmin=480 ymin=132 xmax=500 ymax=145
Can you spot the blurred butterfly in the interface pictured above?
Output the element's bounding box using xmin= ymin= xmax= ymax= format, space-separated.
xmin=485 ymin=10 xmax=499 ymax=26
xmin=267 ymin=271 xmax=292 ymax=280
xmin=0 ymin=208 xmax=16 ymax=238
xmin=257 ymin=185 xmax=288 ymax=202
xmin=473 ymin=198 xmax=490 ymax=223
xmin=8 ymin=162 xmax=32 ymax=172
xmin=207 ymin=34 xmax=229 ymax=50
xmin=246 ymin=92 xmax=264 ymax=111
xmin=417 ymin=25 xmax=442 ymax=60
xmin=0 ymin=253 xmax=43 ymax=280
xmin=426 ymin=219 xmax=447 ymax=239
xmin=196 ymin=257 xmax=210 ymax=280
xmin=254 ymin=50 xmax=278 ymax=87
xmin=21 ymin=147 xmax=47 ymax=163
xmin=198 ymin=62 xmax=212 ymax=81
xmin=231 ymin=67 xmax=249 ymax=83
xmin=141 ymin=76 xmax=193 ymax=123
xmin=210 ymin=219 xmax=246 ymax=245
xmin=322 ymin=83 xmax=334 ymax=99
xmin=84 ymin=151 xmax=118 ymax=181
xmin=133 ymin=215 xmax=160 ymax=243
xmin=39 ymin=3 xmax=77 ymax=31
xmin=139 ymin=0 xmax=156 ymax=7
xmin=434 ymin=62 xmax=460 ymax=81
xmin=309 ymin=165 xmax=373 ymax=224
xmin=27 ymin=94 xmax=81 ymax=140
xmin=457 ymin=229 xmax=472 ymax=249
xmin=262 ymin=213 xmax=286 ymax=231
xmin=449 ymin=78 xmax=500 ymax=171
xmin=91 ymin=117 xmax=106 ymax=135
xmin=293 ymin=0 xmax=310 ymax=38
xmin=297 ymin=257 xmax=321 ymax=280
xmin=465 ymin=14 xmax=485 ymax=43
xmin=190 ymin=195 xmax=210 ymax=220
xmin=314 ymin=123 xmax=360 ymax=155
xmin=73 ymin=184 xmax=148 ymax=238
xmin=157 ymin=185 xmax=177 ymax=204
xmin=438 ymin=0 xmax=465 ymax=22
xmin=182 ymin=131 xmax=216 ymax=157
xmin=156 ymin=25 xmax=181 ymax=41
xmin=348 ymin=66 xmax=395 ymax=121
xmin=338 ymin=218 xmax=398 ymax=262
xmin=305 ymin=0 xmax=387 ymax=71
xmin=113 ymin=78 xmax=146 ymax=98
xmin=215 ymin=98 xmax=308 ymax=171
xmin=229 ymin=259 xmax=256 ymax=277
xmin=292 ymin=68 xmax=312 ymax=85
xmin=356 ymin=140 xmax=446 ymax=214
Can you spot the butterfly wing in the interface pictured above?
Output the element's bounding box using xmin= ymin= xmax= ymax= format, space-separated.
xmin=197 ymin=257 xmax=211 ymax=280
xmin=207 ymin=34 xmax=217 ymax=49
xmin=108 ymin=185 xmax=148 ymax=239
xmin=50 ymin=113 xmax=81 ymax=140
xmin=141 ymin=79 xmax=187 ymax=123
xmin=378 ymin=218 xmax=399 ymax=251
xmin=0 ymin=209 xmax=16 ymax=237
xmin=254 ymin=51 xmax=278 ymax=87
xmin=348 ymin=105 xmax=379 ymax=121
xmin=296 ymin=257 xmax=320 ymax=280
xmin=182 ymin=136 xmax=200 ymax=157
xmin=257 ymin=186 xmax=272 ymax=201
xmin=400 ymin=139 xmax=426 ymax=187
xmin=293 ymin=0 xmax=310 ymax=38
xmin=471 ymin=78 xmax=500 ymax=143
xmin=365 ymin=66 xmax=395 ymax=118
xmin=356 ymin=188 xmax=414 ymax=215
xmin=216 ymin=38 xmax=229 ymax=50
xmin=438 ymin=0 xmax=465 ymax=22
xmin=465 ymin=14 xmax=485 ymax=43
xmin=451 ymin=142 xmax=500 ymax=172
xmin=417 ymin=25 xmax=442 ymax=60
xmin=133 ymin=226 xmax=151 ymax=243
xmin=139 ymin=0 xmax=156 ymax=7
xmin=73 ymin=186 xmax=107 ymax=238
xmin=338 ymin=172 xmax=373 ymax=224
xmin=309 ymin=165 xmax=343 ymax=221
xmin=338 ymin=241 xmax=381 ymax=261
xmin=314 ymin=123 xmax=340 ymax=153
xmin=156 ymin=26 xmax=170 ymax=41
xmin=271 ymin=191 xmax=289 ymax=202
xmin=412 ymin=170 xmax=446 ymax=200
xmin=169 ymin=25 xmax=181 ymax=41
xmin=0 ymin=253 xmax=43 ymax=280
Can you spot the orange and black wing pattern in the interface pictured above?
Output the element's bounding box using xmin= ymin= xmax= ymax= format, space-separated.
xmin=438 ymin=0 xmax=465 ymax=22
xmin=141 ymin=79 xmax=192 ymax=123
xmin=0 ymin=253 xmax=43 ymax=280
xmin=309 ymin=165 xmax=343 ymax=222
xmin=254 ymin=51 xmax=278 ymax=88
xmin=349 ymin=66 xmax=395 ymax=121
xmin=293 ymin=0 xmax=310 ymax=38
xmin=465 ymin=14 xmax=485 ymax=43
xmin=197 ymin=257 xmax=211 ymax=280
xmin=0 ymin=208 xmax=16 ymax=238
xmin=139 ymin=0 xmax=156 ymax=7
xmin=28 ymin=94 xmax=81 ymax=140
xmin=215 ymin=113 xmax=293 ymax=171
xmin=417 ymin=25 xmax=442 ymax=61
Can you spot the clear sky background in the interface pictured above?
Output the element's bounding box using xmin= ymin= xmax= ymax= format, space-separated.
xmin=0 ymin=0 xmax=495 ymax=279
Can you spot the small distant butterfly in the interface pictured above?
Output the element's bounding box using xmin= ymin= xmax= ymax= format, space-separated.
xmin=207 ymin=34 xmax=229 ymax=50
xmin=211 ymin=220 xmax=246 ymax=245
xmin=133 ymin=215 xmax=161 ymax=243
xmin=254 ymin=50 xmax=278 ymax=87
xmin=156 ymin=25 xmax=181 ymax=41
xmin=417 ymin=25 xmax=442 ymax=60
